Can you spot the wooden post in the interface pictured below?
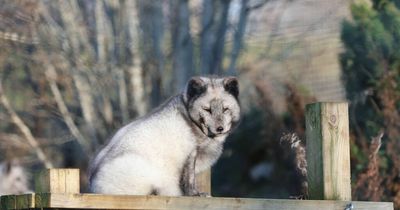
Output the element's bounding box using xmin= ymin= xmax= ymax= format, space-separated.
xmin=305 ymin=102 xmax=351 ymax=201
xmin=35 ymin=169 xmax=80 ymax=193
xmin=196 ymin=170 xmax=211 ymax=195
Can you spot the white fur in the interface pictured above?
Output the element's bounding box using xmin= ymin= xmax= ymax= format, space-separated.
xmin=90 ymin=98 xmax=198 ymax=195
xmin=0 ymin=161 xmax=31 ymax=196
xmin=90 ymin=76 xmax=240 ymax=196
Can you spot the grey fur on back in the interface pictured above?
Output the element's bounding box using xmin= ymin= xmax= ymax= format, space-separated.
xmin=89 ymin=76 xmax=240 ymax=196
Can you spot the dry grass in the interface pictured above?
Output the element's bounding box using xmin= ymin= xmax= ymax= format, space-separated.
xmin=353 ymin=131 xmax=384 ymax=201
xmin=280 ymin=133 xmax=308 ymax=199
xmin=351 ymin=71 xmax=400 ymax=208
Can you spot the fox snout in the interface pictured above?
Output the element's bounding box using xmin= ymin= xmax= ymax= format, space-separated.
xmin=207 ymin=120 xmax=230 ymax=136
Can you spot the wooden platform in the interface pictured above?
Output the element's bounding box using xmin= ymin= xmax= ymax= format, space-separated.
xmin=0 ymin=193 xmax=393 ymax=210
xmin=0 ymin=102 xmax=395 ymax=210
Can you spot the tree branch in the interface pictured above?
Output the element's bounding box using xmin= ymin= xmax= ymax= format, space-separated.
xmin=0 ymin=80 xmax=53 ymax=168
xmin=44 ymin=63 xmax=91 ymax=155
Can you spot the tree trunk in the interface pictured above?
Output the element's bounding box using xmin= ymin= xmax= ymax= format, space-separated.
xmin=125 ymin=0 xmax=148 ymax=116
xmin=95 ymin=0 xmax=108 ymax=64
xmin=200 ymin=0 xmax=231 ymax=75
xmin=170 ymin=0 xmax=194 ymax=92
xmin=211 ymin=0 xmax=230 ymax=75
xmin=129 ymin=64 xmax=147 ymax=116
xmin=56 ymin=1 xmax=100 ymax=149
xmin=227 ymin=0 xmax=249 ymax=75
xmin=117 ymin=69 xmax=129 ymax=123
xmin=136 ymin=0 xmax=165 ymax=108
xmin=200 ymin=0 xmax=215 ymax=75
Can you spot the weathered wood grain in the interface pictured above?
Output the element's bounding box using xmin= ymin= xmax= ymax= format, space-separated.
xmin=34 ymin=168 xmax=80 ymax=193
xmin=0 ymin=195 xmax=15 ymax=210
xmin=30 ymin=193 xmax=392 ymax=210
xmin=196 ymin=169 xmax=211 ymax=195
xmin=15 ymin=194 xmax=34 ymax=209
xmin=306 ymin=102 xmax=351 ymax=200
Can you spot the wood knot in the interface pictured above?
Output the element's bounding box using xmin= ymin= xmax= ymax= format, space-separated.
xmin=330 ymin=115 xmax=336 ymax=124
xmin=328 ymin=114 xmax=338 ymax=129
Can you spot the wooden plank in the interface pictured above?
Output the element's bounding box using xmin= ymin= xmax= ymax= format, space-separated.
xmin=34 ymin=193 xmax=393 ymax=210
xmin=196 ymin=169 xmax=211 ymax=195
xmin=0 ymin=195 xmax=16 ymax=210
xmin=0 ymin=194 xmax=34 ymax=210
xmin=65 ymin=169 xmax=80 ymax=193
xmin=15 ymin=194 xmax=35 ymax=209
xmin=306 ymin=102 xmax=351 ymax=200
xmin=35 ymin=169 xmax=80 ymax=193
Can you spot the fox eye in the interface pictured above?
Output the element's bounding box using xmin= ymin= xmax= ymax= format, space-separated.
xmin=203 ymin=107 xmax=211 ymax=113
xmin=223 ymin=107 xmax=229 ymax=113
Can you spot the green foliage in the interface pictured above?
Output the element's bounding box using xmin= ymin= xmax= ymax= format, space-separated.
xmin=341 ymin=0 xmax=400 ymax=205
xmin=341 ymin=0 xmax=400 ymax=137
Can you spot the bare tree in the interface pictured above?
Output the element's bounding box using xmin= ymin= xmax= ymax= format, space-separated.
xmin=228 ymin=0 xmax=249 ymax=75
xmin=170 ymin=0 xmax=194 ymax=92
xmin=0 ymin=80 xmax=53 ymax=168
xmin=93 ymin=0 xmax=116 ymax=126
xmin=44 ymin=62 xmax=90 ymax=155
xmin=125 ymin=0 xmax=147 ymax=117
xmin=200 ymin=0 xmax=231 ymax=75
xmin=228 ymin=0 xmax=272 ymax=75
xmin=136 ymin=0 xmax=165 ymax=107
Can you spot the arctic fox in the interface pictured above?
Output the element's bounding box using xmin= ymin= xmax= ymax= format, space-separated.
xmin=89 ymin=76 xmax=240 ymax=196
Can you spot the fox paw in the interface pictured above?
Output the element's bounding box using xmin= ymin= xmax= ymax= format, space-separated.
xmin=197 ymin=192 xmax=211 ymax=197
xmin=189 ymin=191 xmax=211 ymax=197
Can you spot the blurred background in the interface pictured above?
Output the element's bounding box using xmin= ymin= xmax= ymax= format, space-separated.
xmin=1 ymin=0 xmax=400 ymax=208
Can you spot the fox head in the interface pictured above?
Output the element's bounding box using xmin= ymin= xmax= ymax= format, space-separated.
xmin=183 ymin=76 xmax=240 ymax=138
xmin=0 ymin=160 xmax=30 ymax=195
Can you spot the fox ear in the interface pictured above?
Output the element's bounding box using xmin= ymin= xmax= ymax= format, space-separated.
xmin=224 ymin=77 xmax=239 ymax=98
xmin=185 ymin=77 xmax=207 ymax=102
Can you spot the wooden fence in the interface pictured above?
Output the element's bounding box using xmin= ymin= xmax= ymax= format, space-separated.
xmin=0 ymin=102 xmax=394 ymax=210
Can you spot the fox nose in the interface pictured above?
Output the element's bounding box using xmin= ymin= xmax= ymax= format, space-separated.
xmin=216 ymin=126 xmax=224 ymax=133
